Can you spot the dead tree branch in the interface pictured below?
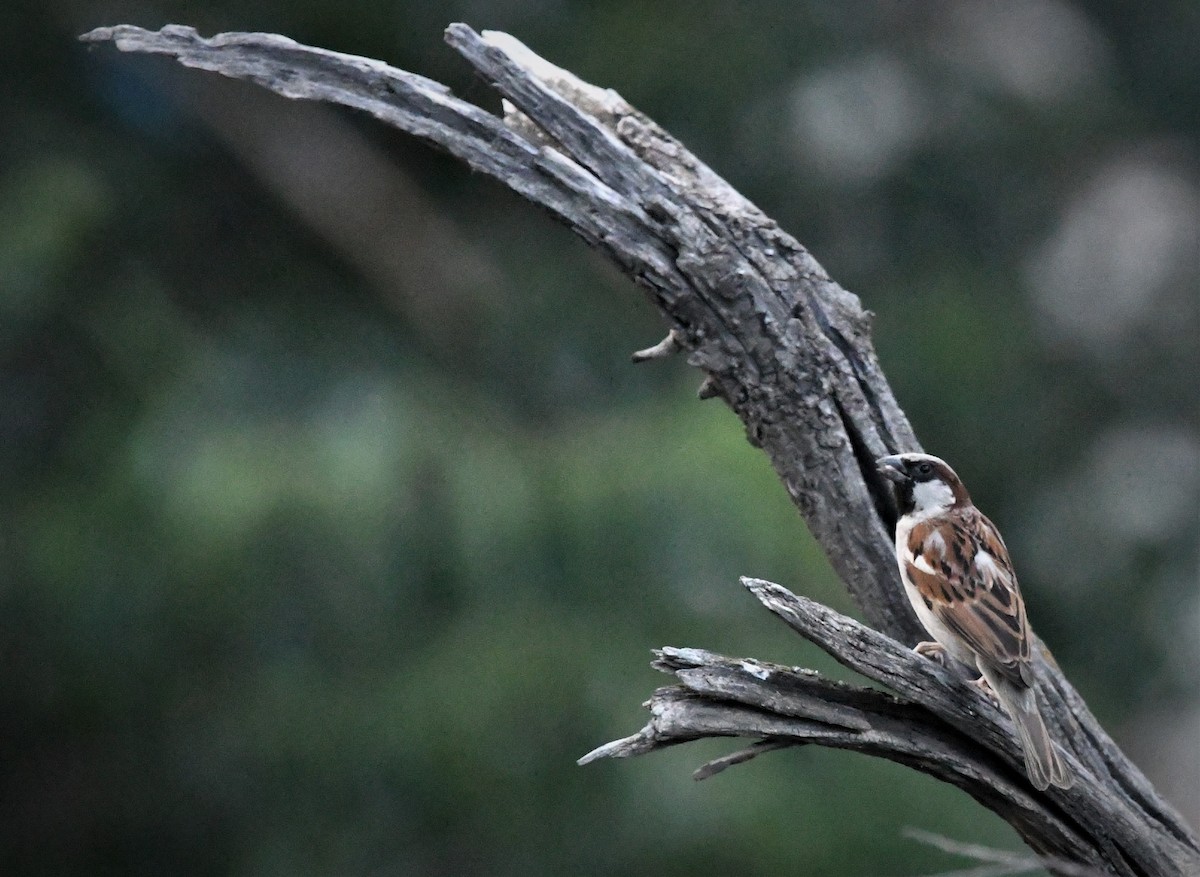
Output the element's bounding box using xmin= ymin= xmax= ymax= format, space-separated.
xmin=80 ymin=24 xmax=1199 ymax=876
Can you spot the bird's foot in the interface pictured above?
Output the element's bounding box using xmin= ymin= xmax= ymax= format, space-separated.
xmin=970 ymin=675 xmax=1001 ymax=706
xmin=913 ymin=641 xmax=949 ymax=667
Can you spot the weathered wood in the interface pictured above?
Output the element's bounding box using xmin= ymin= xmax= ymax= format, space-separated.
xmin=80 ymin=24 xmax=1199 ymax=876
xmin=740 ymin=579 xmax=1196 ymax=873
xmin=579 ymin=639 xmax=1102 ymax=870
xmin=79 ymin=22 xmax=923 ymax=643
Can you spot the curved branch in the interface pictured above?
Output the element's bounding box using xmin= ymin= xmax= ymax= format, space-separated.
xmin=579 ymin=641 xmax=1100 ymax=869
xmin=79 ymin=24 xmax=1200 ymax=877
xmin=78 ymin=23 xmax=923 ymax=643
xmin=737 ymin=579 xmax=1194 ymax=873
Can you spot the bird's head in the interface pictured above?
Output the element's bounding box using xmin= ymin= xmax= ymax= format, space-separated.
xmin=876 ymin=452 xmax=971 ymax=517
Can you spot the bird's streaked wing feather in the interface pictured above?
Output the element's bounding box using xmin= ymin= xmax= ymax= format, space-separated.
xmin=905 ymin=511 xmax=1032 ymax=688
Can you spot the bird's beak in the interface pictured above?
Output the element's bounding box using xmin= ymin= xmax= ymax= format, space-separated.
xmin=876 ymin=455 xmax=909 ymax=484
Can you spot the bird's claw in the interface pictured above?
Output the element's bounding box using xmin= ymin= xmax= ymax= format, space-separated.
xmin=970 ymin=675 xmax=1002 ymax=706
xmin=913 ymin=641 xmax=949 ymax=667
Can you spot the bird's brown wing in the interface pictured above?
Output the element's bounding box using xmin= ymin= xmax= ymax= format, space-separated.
xmin=905 ymin=509 xmax=1033 ymax=687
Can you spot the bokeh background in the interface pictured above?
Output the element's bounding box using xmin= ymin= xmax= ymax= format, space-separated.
xmin=3 ymin=1 xmax=1197 ymax=874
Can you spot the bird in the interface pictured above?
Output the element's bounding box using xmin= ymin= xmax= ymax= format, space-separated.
xmin=876 ymin=452 xmax=1073 ymax=791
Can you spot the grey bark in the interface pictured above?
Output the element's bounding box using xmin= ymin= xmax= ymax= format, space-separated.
xmin=79 ymin=24 xmax=1199 ymax=876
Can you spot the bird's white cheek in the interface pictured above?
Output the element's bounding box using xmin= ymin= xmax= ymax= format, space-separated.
xmin=910 ymin=479 xmax=955 ymax=516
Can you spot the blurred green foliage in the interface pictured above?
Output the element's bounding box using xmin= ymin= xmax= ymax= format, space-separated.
xmin=2 ymin=1 xmax=1197 ymax=875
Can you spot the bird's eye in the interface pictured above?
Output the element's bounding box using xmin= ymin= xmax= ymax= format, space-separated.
xmin=917 ymin=462 xmax=933 ymax=477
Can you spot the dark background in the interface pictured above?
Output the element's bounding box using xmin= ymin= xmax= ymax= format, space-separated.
xmin=3 ymin=1 xmax=1197 ymax=874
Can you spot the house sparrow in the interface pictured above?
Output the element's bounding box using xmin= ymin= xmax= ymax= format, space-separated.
xmin=876 ymin=452 xmax=1073 ymax=791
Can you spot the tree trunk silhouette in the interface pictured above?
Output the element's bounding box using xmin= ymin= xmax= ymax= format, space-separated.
xmin=80 ymin=24 xmax=1200 ymax=876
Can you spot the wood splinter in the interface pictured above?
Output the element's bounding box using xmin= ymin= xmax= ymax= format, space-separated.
xmin=630 ymin=329 xmax=681 ymax=363
xmin=697 ymin=375 xmax=722 ymax=400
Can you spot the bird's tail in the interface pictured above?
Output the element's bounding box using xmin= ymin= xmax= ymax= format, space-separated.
xmin=982 ymin=669 xmax=1073 ymax=791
